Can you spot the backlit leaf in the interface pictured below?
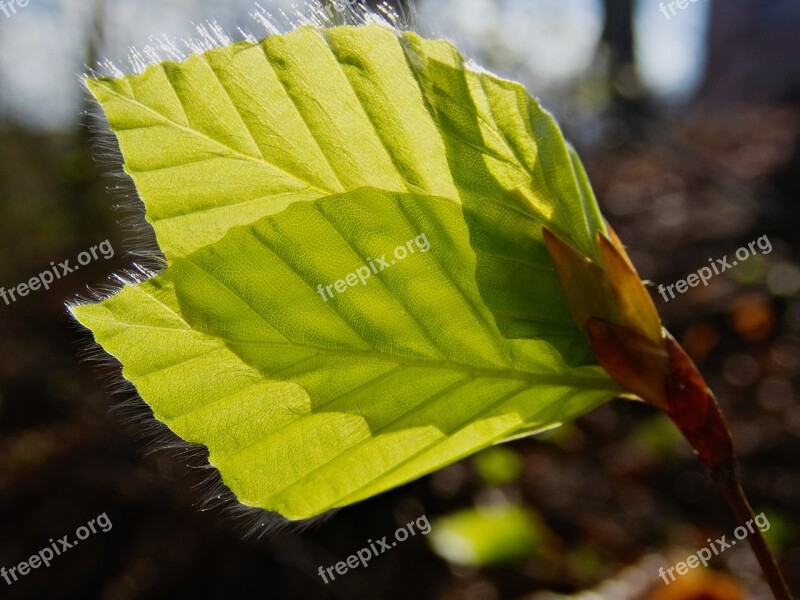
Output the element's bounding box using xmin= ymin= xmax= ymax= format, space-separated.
xmin=73 ymin=22 xmax=622 ymax=519
xmin=72 ymin=189 xmax=617 ymax=519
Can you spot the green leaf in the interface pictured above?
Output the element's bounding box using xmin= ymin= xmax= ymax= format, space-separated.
xmin=87 ymin=26 xmax=460 ymax=259
xmin=75 ymin=22 xmax=622 ymax=519
xmin=87 ymin=24 xmax=607 ymax=362
xmin=72 ymin=189 xmax=616 ymax=519
xmin=401 ymin=32 xmax=607 ymax=350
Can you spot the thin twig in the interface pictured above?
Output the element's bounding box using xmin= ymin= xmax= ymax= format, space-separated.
xmin=711 ymin=462 xmax=793 ymax=600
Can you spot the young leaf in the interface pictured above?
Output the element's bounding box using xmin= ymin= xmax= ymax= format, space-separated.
xmin=73 ymin=17 xmax=796 ymax=593
xmin=75 ymin=22 xmax=627 ymax=520
xmin=86 ymin=24 xmax=608 ymax=363
xmin=72 ymin=189 xmax=617 ymax=519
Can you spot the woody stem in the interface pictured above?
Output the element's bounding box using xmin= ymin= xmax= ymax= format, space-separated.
xmin=711 ymin=461 xmax=792 ymax=600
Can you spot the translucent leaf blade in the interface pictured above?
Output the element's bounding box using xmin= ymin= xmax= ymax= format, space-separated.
xmin=71 ymin=189 xmax=617 ymax=519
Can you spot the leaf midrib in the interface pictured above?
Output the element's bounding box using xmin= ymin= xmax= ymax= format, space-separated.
xmin=225 ymin=337 xmax=616 ymax=389
xmin=79 ymin=313 xmax=613 ymax=390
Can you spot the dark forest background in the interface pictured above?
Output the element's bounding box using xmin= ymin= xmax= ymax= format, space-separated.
xmin=0 ymin=1 xmax=799 ymax=598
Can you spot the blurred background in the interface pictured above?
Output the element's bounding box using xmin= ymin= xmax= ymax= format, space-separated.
xmin=0 ymin=0 xmax=798 ymax=598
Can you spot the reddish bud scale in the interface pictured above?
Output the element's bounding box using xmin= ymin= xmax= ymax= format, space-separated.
xmin=545 ymin=227 xmax=735 ymax=471
xmin=543 ymin=227 xmax=790 ymax=599
xmin=664 ymin=335 xmax=735 ymax=471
